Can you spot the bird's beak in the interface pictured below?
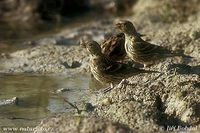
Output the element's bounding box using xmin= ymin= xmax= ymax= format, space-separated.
xmin=79 ymin=39 xmax=87 ymax=48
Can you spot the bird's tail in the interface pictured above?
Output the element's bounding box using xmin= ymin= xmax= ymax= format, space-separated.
xmin=128 ymin=67 xmax=161 ymax=75
xmin=172 ymin=52 xmax=193 ymax=58
xmin=139 ymin=68 xmax=161 ymax=74
xmin=165 ymin=50 xmax=193 ymax=58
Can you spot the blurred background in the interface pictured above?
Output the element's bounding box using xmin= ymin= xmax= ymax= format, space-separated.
xmin=0 ymin=0 xmax=135 ymax=42
xmin=0 ymin=0 xmax=142 ymax=55
xmin=1 ymin=0 xmax=199 ymax=52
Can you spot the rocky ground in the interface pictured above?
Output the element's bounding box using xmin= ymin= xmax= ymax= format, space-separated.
xmin=1 ymin=0 xmax=200 ymax=133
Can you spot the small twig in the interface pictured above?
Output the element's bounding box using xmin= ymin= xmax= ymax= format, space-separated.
xmin=9 ymin=116 xmax=42 ymax=121
xmin=63 ymin=99 xmax=81 ymax=114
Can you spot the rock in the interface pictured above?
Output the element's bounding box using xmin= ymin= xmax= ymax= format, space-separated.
xmin=84 ymin=103 xmax=95 ymax=112
xmin=0 ymin=97 xmax=19 ymax=106
xmin=56 ymin=88 xmax=70 ymax=94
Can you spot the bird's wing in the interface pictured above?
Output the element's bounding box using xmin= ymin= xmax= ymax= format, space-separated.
xmin=135 ymin=41 xmax=172 ymax=56
xmin=101 ymin=33 xmax=125 ymax=56
xmin=103 ymin=62 xmax=123 ymax=74
xmin=96 ymin=55 xmax=122 ymax=74
xmin=106 ymin=63 xmax=155 ymax=77
xmin=109 ymin=35 xmax=125 ymax=56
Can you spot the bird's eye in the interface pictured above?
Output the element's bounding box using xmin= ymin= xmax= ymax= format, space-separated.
xmin=88 ymin=44 xmax=93 ymax=48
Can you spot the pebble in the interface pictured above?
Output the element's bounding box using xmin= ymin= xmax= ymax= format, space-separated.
xmin=0 ymin=97 xmax=19 ymax=106
xmin=56 ymin=88 xmax=70 ymax=93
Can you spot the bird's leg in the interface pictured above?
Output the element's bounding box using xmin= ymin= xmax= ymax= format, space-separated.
xmin=110 ymin=83 xmax=114 ymax=88
xmin=143 ymin=64 xmax=149 ymax=70
xmin=102 ymin=83 xmax=115 ymax=93
xmin=133 ymin=62 xmax=144 ymax=68
xmin=143 ymin=63 xmax=155 ymax=71
xmin=144 ymin=63 xmax=152 ymax=68
xmin=117 ymin=79 xmax=129 ymax=89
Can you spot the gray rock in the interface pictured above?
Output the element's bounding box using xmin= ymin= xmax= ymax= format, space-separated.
xmin=0 ymin=97 xmax=18 ymax=106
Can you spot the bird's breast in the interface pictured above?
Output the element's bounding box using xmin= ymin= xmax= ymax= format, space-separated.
xmin=125 ymin=38 xmax=135 ymax=57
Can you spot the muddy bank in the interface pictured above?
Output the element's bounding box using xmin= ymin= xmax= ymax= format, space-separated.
xmin=34 ymin=115 xmax=134 ymax=133
xmin=0 ymin=43 xmax=89 ymax=74
xmin=91 ymin=65 xmax=200 ymax=132
xmin=0 ymin=19 xmax=116 ymax=74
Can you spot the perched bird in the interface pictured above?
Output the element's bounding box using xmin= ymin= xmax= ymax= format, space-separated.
xmin=80 ymin=40 xmax=155 ymax=86
xmin=115 ymin=20 xmax=192 ymax=67
xmin=101 ymin=33 xmax=126 ymax=62
xmin=101 ymin=32 xmax=145 ymax=62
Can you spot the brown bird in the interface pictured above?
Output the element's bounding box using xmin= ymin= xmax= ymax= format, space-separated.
xmin=101 ymin=33 xmax=126 ymax=62
xmin=101 ymin=32 xmax=145 ymax=62
xmin=115 ymin=20 xmax=192 ymax=67
xmin=80 ymin=40 xmax=154 ymax=86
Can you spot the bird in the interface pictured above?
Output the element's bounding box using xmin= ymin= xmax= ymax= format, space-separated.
xmin=80 ymin=32 xmax=145 ymax=63
xmin=80 ymin=40 xmax=155 ymax=87
xmin=115 ymin=20 xmax=192 ymax=67
xmin=100 ymin=33 xmax=126 ymax=62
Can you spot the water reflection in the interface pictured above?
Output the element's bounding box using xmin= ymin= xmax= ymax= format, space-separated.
xmin=89 ymin=75 xmax=107 ymax=91
xmin=0 ymin=74 xmax=91 ymax=129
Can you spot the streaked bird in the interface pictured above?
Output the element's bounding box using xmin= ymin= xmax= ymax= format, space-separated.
xmin=115 ymin=20 xmax=192 ymax=67
xmin=80 ymin=40 xmax=155 ymax=86
xmin=101 ymin=33 xmax=126 ymax=62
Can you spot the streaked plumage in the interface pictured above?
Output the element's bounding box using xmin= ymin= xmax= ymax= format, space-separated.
xmin=101 ymin=33 xmax=126 ymax=62
xmin=80 ymin=40 xmax=153 ymax=84
xmin=115 ymin=20 xmax=192 ymax=67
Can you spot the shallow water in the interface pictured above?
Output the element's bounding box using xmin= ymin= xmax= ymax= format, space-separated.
xmin=0 ymin=74 xmax=91 ymax=132
xmin=0 ymin=13 xmax=109 ymax=132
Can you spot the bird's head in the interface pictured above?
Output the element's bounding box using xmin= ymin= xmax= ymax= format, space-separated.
xmin=115 ymin=20 xmax=137 ymax=35
xmin=82 ymin=40 xmax=102 ymax=56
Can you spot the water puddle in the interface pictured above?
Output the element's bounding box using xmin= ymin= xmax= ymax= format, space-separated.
xmin=0 ymin=73 xmax=92 ymax=132
xmin=0 ymin=13 xmax=109 ymax=132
